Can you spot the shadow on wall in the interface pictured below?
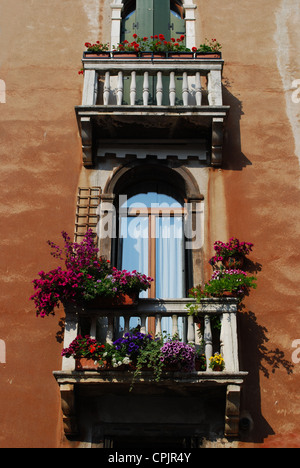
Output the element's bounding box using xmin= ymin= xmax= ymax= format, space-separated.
xmin=222 ymin=81 xmax=252 ymax=171
xmin=237 ymin=259 xmax=294 ymax=443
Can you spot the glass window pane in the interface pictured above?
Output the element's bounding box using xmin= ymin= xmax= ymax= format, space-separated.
xmin=119 ymin=216 xmax=149 ymax=297
xmin=124 ymin=192 xmax=182 ymax=208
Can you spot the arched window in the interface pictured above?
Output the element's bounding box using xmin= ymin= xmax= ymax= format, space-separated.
xmin=107 ymin=164 xmax=196 ymax=338
xmin=117 ymin=184 xmax=186 ymax=301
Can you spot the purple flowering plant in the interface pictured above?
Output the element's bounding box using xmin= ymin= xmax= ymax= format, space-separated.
xmin=204 ymin=269 xmax=257 ymax=297
xmin=160 ymin=338 xmax=196 ymax=372
xmin=113 ymin=331 xmax=153 ymax=358
xmin=30 ymin=229 xmax=153 ymax=317
xmin=131 ymin=333 xmax=197 ymax=389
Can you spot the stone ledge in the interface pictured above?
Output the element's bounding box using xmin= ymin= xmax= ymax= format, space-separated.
xmin=64 ymin=296 xmax=240 ymax=316
xmin=53 ymin=369 xmax=248 ymax=386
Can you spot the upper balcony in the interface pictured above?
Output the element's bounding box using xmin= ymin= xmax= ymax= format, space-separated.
xmin=75 ymin=52 xmax=230 ymax=167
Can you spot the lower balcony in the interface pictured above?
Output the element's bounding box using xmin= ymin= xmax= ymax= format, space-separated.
xmin=53 ymin=297 xmax=247 ymax=443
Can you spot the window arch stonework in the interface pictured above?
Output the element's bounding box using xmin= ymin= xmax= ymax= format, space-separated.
xmin=103 ymin=161 xmax=203 ymax=202
xmin=99 ymin=162 xmax=204 ymax=289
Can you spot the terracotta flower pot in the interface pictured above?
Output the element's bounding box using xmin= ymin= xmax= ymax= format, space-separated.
xmin=151 ymin=52 xmax=166 ymax=59
xmin=86 ymin=293 xmax=138 ymax=309
xmin=222 ymin=291 xmax=236 ymax=297
xmin=212 ymin=365 xmax=223 ymax=371
xmin=83 ymin=51 xmax=111 ymax=58
xmin=167 ymin=52 xmax=194 ymax=59
xmin=195 ymin=358 xmax=206 ymax=371
xmin=139 ymin=52 xmax=153 ymax=59
xmin=112 ymin=51 xmax=140 ymax=59
xmin=195 ymin=52 xmax=222 ymax=59
xmin=223 ymin=255 xmax=244 ymax=269
xmin=75 ymin=358 xmax=99 ymax=371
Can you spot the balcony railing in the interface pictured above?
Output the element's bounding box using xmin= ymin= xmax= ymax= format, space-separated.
xmin=60 ymin=297 xmax=241 ymax=374
xmin=81 ymin=53 xmax=225 ymax=108
xmin=75 ymin=54 xmax=230 ymax=166
xmin=54 ymin=297 xmax=247 ymax=438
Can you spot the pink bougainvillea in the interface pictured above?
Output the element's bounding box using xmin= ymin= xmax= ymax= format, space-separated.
xmin=30 ymin=229 xmax=153 ymax=317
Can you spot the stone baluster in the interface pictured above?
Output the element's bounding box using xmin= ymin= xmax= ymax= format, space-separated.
xmin=143 ymin=72 xmax=149 ymax=106
xmin=220 ymin=312 xmax=239 ymax=372
xmin=140 ymin=315 xmax=147 ymax=334
xmin=117 ymin=71 xmax=123 ymax=106
xmin=123 ymin=316 xmax=130 ymax=335
xmin=106 ymin=315 xmax=114 ymax=344
xmin=103 ymin=71 xmax=110 ymax=105
xmin=182 ymin=72 xmax=189 ymax=106
xmin=207 ymin=69 xmax=222 ymax=106
xmin=90 ymin=316 xmax=97 ymax=339
xmin=187 ymin=315 xmax=195 ymax=344
xmin=155 ymin=314 xmax=162 ymax=336
xmin=172 ymin=315 xmax=178 ymax=337
xmin=156 ymin=71 xmax=163 ymax=106
xmin=130 ymin=71 xmax=136 ymax=105
xmin=204 ymin=315 xmax=213 ymax=371
xmin=62 ymin=310 xmax=79 ymax=371
xmin=195 ymin=72 xmax=202 ymax=106
xmin=82 ymin=69 xmax=97 ymax=105
xmin=169 ymin=71 xmax=176 ymax=106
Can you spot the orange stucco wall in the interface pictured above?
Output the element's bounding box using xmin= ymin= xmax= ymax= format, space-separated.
xmin=203 ymin=0 xmax=300 ymax=447
xmin=0 ymin=0 xmax=299 ymax=448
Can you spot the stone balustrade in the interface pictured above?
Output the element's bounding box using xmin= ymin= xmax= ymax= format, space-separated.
xmin=55 ymin=297 xmax=247 ymax=438
xmin=61 ymin=297 xmax=240 ymax=374
xmin=81 ymin=54 xmax=224 ymax=107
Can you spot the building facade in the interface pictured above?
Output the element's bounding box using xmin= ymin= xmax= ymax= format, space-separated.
xmin=0 ymin=0 xmax=300 ymax=448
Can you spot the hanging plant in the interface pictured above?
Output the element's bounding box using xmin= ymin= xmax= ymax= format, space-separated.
xmin=30 ymin=229 xmax=153 ymax=317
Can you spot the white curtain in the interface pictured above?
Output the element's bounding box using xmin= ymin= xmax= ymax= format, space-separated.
xmin=156 ymin=217 xmax=185 ymax=337
xmin=118 ymin=216 xmax=149 ymax=333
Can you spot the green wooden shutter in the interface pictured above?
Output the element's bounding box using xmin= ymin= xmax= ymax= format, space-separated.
xmin=120 ymin=11 xmax=137 ymax=43
xmin=170 ymin=9 xmax=186 ymax=40
xmin=135 ymin=0 xmax=153 ymax=37
xmin=121 ymin=1 xmax=186 ymax=105
xmin=122 ymin=2 xmax=186 ymax=42
xmin=153 ymin=0 xmax=171 ymax=39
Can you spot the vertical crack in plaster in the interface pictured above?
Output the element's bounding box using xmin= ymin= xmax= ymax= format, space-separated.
xmin=274 ymin=0 xmax=300 ymax=176
xmin=81 ymin=0 xmax=101 ymax=37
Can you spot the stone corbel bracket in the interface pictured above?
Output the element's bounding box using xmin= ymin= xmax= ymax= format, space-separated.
xmin=211 ymin=117 xmax=224 ymax=167
xmin=59 ymin=384 xmax=78 ymax=437
xmin=225 ymin=384 xmax=242 ymax=437
xmin=80 ymin=116 xmax=93 ymax=167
